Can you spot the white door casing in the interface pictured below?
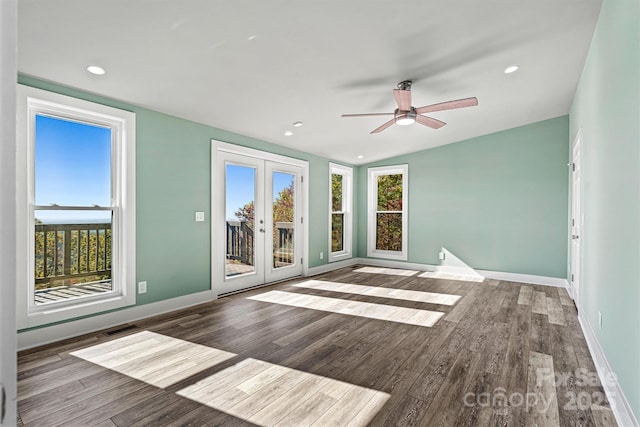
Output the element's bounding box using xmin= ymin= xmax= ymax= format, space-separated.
xmin=570 ymin=131 xmax=582 ymax=308
xmin=0 ymin=0 xmax=17 ymax=424
xmin=212 ymin=140 xmax=308 ymax=296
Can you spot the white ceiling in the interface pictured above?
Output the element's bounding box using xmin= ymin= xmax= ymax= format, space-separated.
xmin=18 ymin=0 xmax=602 ymax=165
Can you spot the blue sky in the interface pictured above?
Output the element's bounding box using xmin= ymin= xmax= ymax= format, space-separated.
xmin=36 ymin=114 xmax=294 ymax=224
xmin=35 ymin=114 xmax=111 ymax=223
xmin=225 ymin=165 xmax=294 ymax=221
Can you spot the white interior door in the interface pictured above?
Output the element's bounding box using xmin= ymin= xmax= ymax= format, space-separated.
xmin=213 ymin=144 xmax=305 ymax=296
xmin=570 ymin=133 xmax=582 ymax=307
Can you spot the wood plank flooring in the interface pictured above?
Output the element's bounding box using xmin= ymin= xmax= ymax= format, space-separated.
xmin=17 ymin=266 xmax=616 ymax=426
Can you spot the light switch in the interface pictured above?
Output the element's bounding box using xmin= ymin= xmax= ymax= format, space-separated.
xmin=195 ymin=211 xmax=205 ymax=222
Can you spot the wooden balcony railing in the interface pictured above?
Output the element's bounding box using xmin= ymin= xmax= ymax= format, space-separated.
xmin=274 ymin=222 xmax=294 ymax=266
xmin=34 ymin=222 xmax=112 ymax=289
xmin=226 ymin=221 xmax=294 ymax=267
xmin=226 ymin=220 xmax=254 ymax=266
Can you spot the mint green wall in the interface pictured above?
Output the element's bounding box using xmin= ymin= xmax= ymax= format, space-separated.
xmin=357 ymin=116 xmax=569 ymax=278
xmin=569 ymin=0 xmax=640 ymax=417
xmin=18 ymin=76 xmax=343 ymax=314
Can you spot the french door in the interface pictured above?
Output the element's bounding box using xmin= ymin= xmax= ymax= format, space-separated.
xmin=212 ymin=142 xmax=306 ymax=295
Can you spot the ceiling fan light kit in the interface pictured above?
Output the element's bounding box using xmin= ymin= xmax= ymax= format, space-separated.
xmin=342 ymin=80 xmax=478 ymax=134
xmin=395 ymin=107 xmax=416 ymax=126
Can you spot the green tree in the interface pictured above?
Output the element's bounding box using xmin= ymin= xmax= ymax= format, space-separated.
xmin=273 ymin=183 xmax=294 ymax=224
xmin=234 ymin=182 xmax=294 ymax=226
xmin=376 ymin=174 xmax=403 ymax=251
xmin=234 ymin=201 xmax=255 ymax=230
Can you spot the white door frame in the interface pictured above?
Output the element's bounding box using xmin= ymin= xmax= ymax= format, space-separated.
xmin=570 ymin=130 xmax=583 ymax=308
xmin=211 ymin=140 xmax=309 ymax=297
xmin=0 ymin=0 xmax=18 ymax=424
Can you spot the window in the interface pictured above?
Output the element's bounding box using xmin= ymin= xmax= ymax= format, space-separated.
xmin=329 ymin=163 xmax=353 ymax=262
xmin=367 ymin=165 xmax=408 ymax=260
xmin=17 ymin=85 xmax=136 ymax=328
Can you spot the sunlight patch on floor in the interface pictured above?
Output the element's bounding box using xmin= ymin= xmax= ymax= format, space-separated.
xmin=417 ymin=271 xmax=484 ymax=282
xmin=177 ymin=357 xmax=389 ymax=426
xmin=292 ymin=279 xmax=461 ymax=305
xmin=70 ymin=331 xmax=236 ymax=388
xmin=248 ymin=290 xmax=445 ymax=327
xmin=353 ymin=266 xmax=419 ymax=276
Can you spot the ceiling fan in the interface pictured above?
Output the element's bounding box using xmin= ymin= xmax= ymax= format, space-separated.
xmin=342 ymin=80 xmax=478 ymax=134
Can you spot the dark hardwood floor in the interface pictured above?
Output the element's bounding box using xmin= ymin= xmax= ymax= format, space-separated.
xmin=17 ymin=266 xmax=616 ymax=426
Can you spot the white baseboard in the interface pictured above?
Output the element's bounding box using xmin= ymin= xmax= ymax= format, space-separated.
xmin=476 ymin=269 xmax=569 ymax=288
xmin=17 ymin=290 xmax=215 ymax=351
xmin=353 ymin=257 xmax=435 ymax=272
xmin=306 ymin=258 xmax=358 ymax=276
xmin=578 ymin=311 xmax=639 ymax=427
xmin=353 ymin=257 xmax=569 ymax=288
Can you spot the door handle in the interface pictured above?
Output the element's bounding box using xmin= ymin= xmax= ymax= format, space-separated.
xmin=572 ymin=235 xmax=580 ymax=240
xmin=259 ymin=228 xmax=265 ymax=233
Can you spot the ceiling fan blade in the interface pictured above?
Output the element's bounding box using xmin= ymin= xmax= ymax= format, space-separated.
xmin=416 ymin=114 xmax=446 ymax=129
xmin=341 ymin=112 xmax=394 ymax=118
xmin=393 ymin=89 xmax=412 ymax=111
xmin=415 ymin=97 xmax=478 ymax=114
xmin=370 ymin=118 xmax=396 ymax=134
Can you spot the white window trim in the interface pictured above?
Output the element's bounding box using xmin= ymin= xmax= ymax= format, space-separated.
xmin=16 ymin=85 xmax=136 ymax=329
xmin=328 ymin=163 xmax=353 ymax=262
xmin=367 ymin=164 xmax=408 ymax=261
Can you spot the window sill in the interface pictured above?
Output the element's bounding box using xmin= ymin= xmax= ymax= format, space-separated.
xmin=367 ymin=250 xmax=408 ymax=261
xmin=21 ymin=292 xmax=135 ymax=329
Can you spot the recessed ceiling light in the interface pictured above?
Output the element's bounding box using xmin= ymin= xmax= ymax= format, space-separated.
xmin=284 ymin=131 xmax=293 ymax=136
xmin=504 ymin=65 xmax=519 ymax=74
xmin=247 ymin=35 xmax=257 ymax=41
xmin=292 ymin=121 xmax=303 ymax=127
xmin=86 ymin=65 xmax=106 ymax=75
xmin=357 ymin=155 xmax=364 ymax=159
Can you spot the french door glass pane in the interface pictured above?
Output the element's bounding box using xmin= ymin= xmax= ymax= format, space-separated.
xmin=331 ymin=213 xmax=344 ymax=252
xmin=225 ymin=164 xmax=256 ymax=277
xmin=376 ymin=213 xmax=402 ymax=251
xmin=273 ymin=172 xmax=295 ymax=269
xmin=34 ymin=210 xmax=113 ymax=305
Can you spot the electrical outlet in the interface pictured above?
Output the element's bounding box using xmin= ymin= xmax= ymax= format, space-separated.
xmin=320 ymin=252 xmax=324 ymax=260
xmin=598 ymin=311 xmax=602 ymax=330
xmin=138 ymin=281 xmax=147 ymax=294
xmin=195 ymin=211 xmax=205 ymax=222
